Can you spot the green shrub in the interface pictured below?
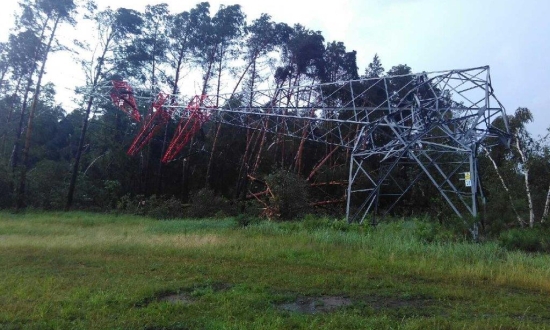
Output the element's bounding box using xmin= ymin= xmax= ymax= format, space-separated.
xmin=265 ymin=169 xmax=310 ymax=220
xmin=234 ymin=214 xmax=260 ymax=227
xmin=499 ymin=228 xmax=550 ymax=253
xmin=102 ymin=180 xmax=122 ymax=209
xmin=0 ymin=165 xmax=13 ymax=209
xmin=187 ymin=188 xmax=234 ymax=218
xmin=302 ymin=214 xmax=331 ymax=230
xmin=116 ymin=194 xmax=146 ymax=215
xmin=147 ymin=196 xmax=187 ymax=220
xmin=116 ymin=194 xmax=187 ymax=219
xmin=26 ymin=160 xmax=68 ymax=209
xmin=414 ymin=218 xmax=468 ymax=244
xmin=329 ymin=219 xmax=352 ymax=232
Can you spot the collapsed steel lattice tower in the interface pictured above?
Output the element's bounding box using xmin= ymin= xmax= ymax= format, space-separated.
xmin=104 ymin=65 xmax=510 ymax=225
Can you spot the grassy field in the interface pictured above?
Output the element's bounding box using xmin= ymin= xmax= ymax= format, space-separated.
xmin=1 ymin=212 xmax=550 ymax=329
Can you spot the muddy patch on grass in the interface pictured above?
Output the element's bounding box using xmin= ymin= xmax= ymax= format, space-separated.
xmin=276 ymin=294 xmax=437 ymax=315
xmin=137 ymin=282 xmax=232 ymax=307
xmin=277 ymin=296 xmax=353 ymax=314
xmin=158 ymin=292 xmax=194 ymax=305
xmin=135 ymin=291 xmax=193 ymax=307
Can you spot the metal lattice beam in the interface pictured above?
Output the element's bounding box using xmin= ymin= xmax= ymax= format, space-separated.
xmin=86 ymin=66 xmax=510 ymax=227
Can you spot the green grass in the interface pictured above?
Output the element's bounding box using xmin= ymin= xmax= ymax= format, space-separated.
xmin=1 ymin=211 xmax=550 ymax=329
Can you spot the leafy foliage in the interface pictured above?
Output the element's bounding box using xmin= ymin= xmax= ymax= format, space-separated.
xmin=499 ymin=228 xmax=550 ymax=253
xmin=413 ymin=217 xmax=470 ymax=244
xmin=187 ymin=188 xmax=234 ymax=218
xmin=116 ymin=194 xmax=187 ymax=219
xmin=266 ymin=169 xmax=310 ymax=220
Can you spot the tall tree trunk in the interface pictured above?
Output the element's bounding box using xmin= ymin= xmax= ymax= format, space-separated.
xmin=252 ymin=120 xmax=268 ymax=175
xmin=231 ymin=60 xmax=260 ymax=197
xmin=485 ymin=149 xmax=524 ymax=226
xmin=307 ymin=145 xmax=340 ymax=181
xmin=205 ymin=44 xmax=227 ymax=187
xmin=515 ymin=138 xmax=534 ymax=227
xmin=542 ymin=183 xmax=550 ymax=223
xmin=205 ymin=121 xmax=221 ymax=188
xmin=1 ymin=76 xmax=23 ymax=163
xmin=294 ymin=82 xmax=317 ymax=173
xmin=65 ymin=95 xmax=95 ymax=210
xmin=0 ymin=66 xmax=8 ymax=92
xmin=215 ymin=44 xmax=225 ymax=107
xmin=232 ymin=42 xmax=270 ymax=98
xmin=200 ymin=50 xmax=216 ymax=96
xmin=10 ymin=83 xmax=32 ymax=171
xmin=294 ymin=120 xmax=309 ymax=174
xmin=251 ymin=87 xmax=283 ymax=174
xmin=248 ymin=60 xmax=257 ymax=107
xmin=157 ymin=45 xmax=187 ymax=195
xmin=236 ymin=125 xmax=262 ymax=200
xmin=6 ymin=76 xmax=23 ymax=124
xmin=205 ymin=46 xmax=223 ymax=187
xmin=16 ymin=16 xmax=60 ymax=210
xmin=181 ymin=142 xmax=193 ymax=202
xmin=65 ymin=34 xmax=112 ymax=210
xmin=10 ymin=16 xmax=50 ymax=171
xmin=171 ymin=45 xmax=186 ymax=95
xmin=156 ymin=125 xmax=169 ymax=194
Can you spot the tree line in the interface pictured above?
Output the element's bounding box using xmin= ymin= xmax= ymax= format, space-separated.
xmin=0 ymin=0 xmax=548 ymax=237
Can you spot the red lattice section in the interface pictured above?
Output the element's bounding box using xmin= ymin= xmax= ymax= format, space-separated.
xmin=127 ymin=92 xmax=171 ymax=156
xmin=161 ymin=95 xmax=211 ymax=163
xmin=110 ymin=81 xmax=141 ymax=122
xmin=110 ymin=81 xmax=213 ymax=161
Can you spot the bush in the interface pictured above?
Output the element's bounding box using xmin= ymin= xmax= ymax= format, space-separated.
xmin=116 ymin=194 xmax=187 ymax=219
xmin=266 ymin=169 xmax=310 ymax=220
xmin=302 ymin=214 xmax=331 ymax=230
xmin=499 ymin=228 xmax=550 ymax=253
xmin=187 ymin=188 xmax=234 ymax=218
xmin=116 ymin=194 xmax=146 ymax=215
xmin=413 ymin=217 xmax=469 ymax=244
xmin=0 ymin=165 xmax=13 ymax=209
xmin=234 ymin=214 xmax=260 ymax=227
xmin=147 ymin=196 xmax=187 ymax=220
xmin=26 ymin=160 xmax=68 ymax=209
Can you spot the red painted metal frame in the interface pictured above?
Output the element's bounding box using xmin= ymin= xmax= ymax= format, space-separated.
xmin=127 ymin=92 xmax=171 ymax=156
xmin=161 ymin=95 xmax=210 ymax=163
xmin=109 ymin=81 xmax=212 ymax=162
xmin=110 ymin=81 xmax=141 ymax=122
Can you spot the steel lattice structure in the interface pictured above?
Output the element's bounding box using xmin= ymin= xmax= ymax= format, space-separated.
xmin=100 ymin=65 xmax=510 ymax=226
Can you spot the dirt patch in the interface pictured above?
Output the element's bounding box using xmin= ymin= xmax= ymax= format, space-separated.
xmin=158 ymin=292 xmax=194 ymax=305
xmin=276 ymin=294 xmax=437 ymax=315
xmin=137 ymin=282 xmax=232 ymax=307
xmin=134 ymin=291 xmax=191 ymax=307
xmin=278 ymin=296 xmax=353 ymax=314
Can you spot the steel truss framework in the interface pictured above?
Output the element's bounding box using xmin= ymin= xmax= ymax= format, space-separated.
xmin=100 ymin=66 xmax=510 ymax=225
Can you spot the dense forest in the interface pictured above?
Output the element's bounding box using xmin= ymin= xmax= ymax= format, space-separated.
xmin=0 ymin=0 xmax=548 ymax=238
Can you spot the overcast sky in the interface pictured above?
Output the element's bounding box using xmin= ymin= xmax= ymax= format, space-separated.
xmin=0 ymin=0 xmax=548 ymax=135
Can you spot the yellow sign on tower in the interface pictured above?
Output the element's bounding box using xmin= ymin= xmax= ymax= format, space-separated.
xmin=464 ymin=172 xmax=471 ymax=187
